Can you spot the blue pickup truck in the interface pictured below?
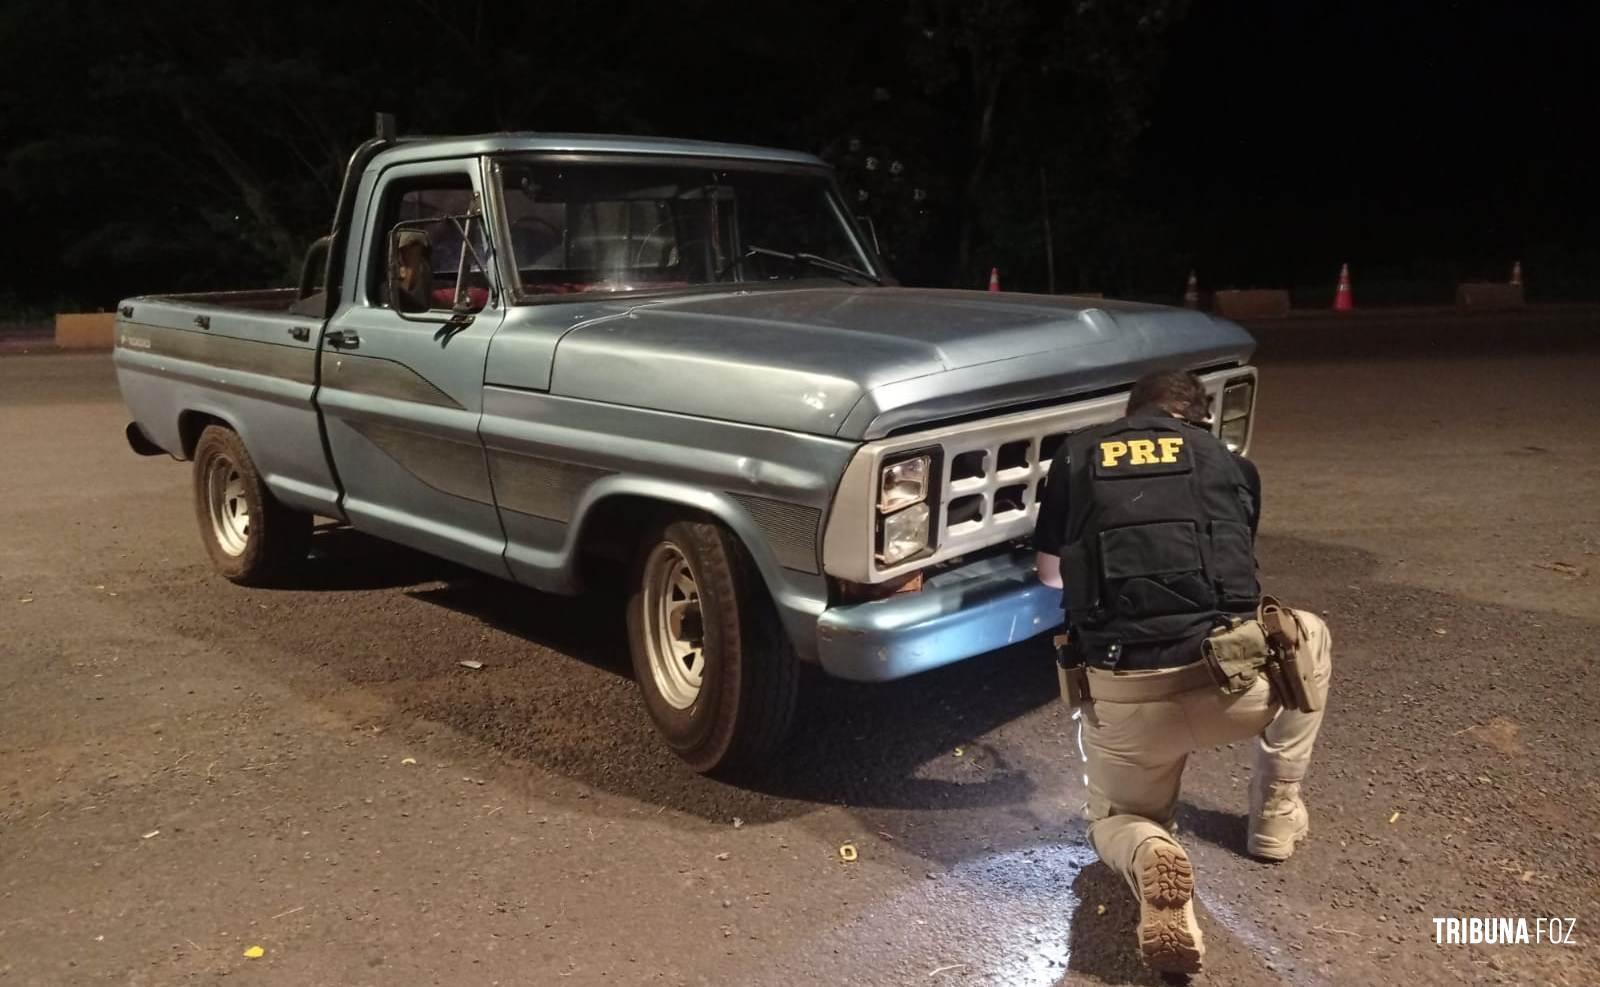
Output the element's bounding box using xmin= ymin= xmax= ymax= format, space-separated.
xmin=114 ymin=128 xmax=1258 ymax=772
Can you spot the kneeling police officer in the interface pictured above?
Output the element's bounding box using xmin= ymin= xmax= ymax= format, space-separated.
xmin=1033 ymin=369 xmax=1332 ymax=975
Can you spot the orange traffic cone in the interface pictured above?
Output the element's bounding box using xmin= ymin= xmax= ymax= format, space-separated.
xmin=988 ymin=267 xmax=1000 ymax=292
xmin=1333 ymin=262 xmax=1353 ymax=311
xmin=1510 ymin=260 xmax=1523 ymax=287
xmin=1183 ymin=270 xmax=1199 ymax=309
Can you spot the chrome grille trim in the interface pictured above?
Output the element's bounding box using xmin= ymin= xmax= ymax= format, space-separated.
xmin=937 ymin=428 xmax=1056 ymax=542
xmin=923 ymin=400 xmax=1119 ymax=568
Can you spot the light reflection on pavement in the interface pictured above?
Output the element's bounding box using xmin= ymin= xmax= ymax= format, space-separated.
xmin=947 ymin=840 xmax=1097 ymax=985
xmin=797 ymin=835 xmax=1100 ymax=986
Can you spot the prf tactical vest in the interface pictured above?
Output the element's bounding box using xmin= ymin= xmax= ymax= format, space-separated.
xmin=1058 ymin=415 xmax=1260 ymax=659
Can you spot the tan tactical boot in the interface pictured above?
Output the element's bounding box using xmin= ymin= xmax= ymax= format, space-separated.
xmin=1249 ymin=779 xmax=1309 ymax=860
xmin=1132 ymin=838 xmax=1205 ymax=973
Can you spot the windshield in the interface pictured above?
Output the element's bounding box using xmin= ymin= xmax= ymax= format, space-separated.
xmin=495 ymin=161 xmax=877 ymax=298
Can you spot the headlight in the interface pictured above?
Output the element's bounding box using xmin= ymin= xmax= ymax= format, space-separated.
xmin=878 ymin=503 xmax=930 ymax=565
xmin=879 ymin=454 xmax=930 ymax=512
xmin=1221 ymin=379 xmax=1254 ymax=424
xmin=1220 ymin=417 xmax=1249 ymax=452
xmin=1219 ymin=378 xmax=1254 ymax=452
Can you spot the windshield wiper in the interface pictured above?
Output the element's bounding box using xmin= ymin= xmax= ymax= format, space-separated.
xmin=722 ymin=245 xmax=881 ymax=285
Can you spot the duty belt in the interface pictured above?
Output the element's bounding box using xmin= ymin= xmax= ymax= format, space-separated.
xmin=1053 ymin=634 xmax=1211 ymax=705
xmin=1056 ymin=597 xmax=1320 ymax=711
xmin=1083 ymin=659 xmax=1214 ymax=703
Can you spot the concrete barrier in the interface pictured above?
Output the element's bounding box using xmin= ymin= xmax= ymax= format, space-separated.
xmin=1455 ymin=283 xmax=1525 ymax=310
xmin=1213 ymin=289 xmax=1291 ymax=320
xmin=54 ymin=313 xmax=117 ymax=350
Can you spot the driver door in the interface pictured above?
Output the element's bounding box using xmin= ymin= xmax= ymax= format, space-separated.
xmin=317 ymin=159 xmax=510 ymax=577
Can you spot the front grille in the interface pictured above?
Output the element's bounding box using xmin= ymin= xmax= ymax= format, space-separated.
xmin=935 ymin=419 xmax=1077 ymax=551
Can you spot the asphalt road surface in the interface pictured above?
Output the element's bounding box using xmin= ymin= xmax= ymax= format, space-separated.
xmin=3 ymin=323 xmax=1598 ymax=986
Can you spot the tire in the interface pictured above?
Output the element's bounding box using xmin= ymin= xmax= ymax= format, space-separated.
xmin=626 ymin=519 xmax=800 ymax=774
xmin=191 ymin=425 xmax=311 ymax=585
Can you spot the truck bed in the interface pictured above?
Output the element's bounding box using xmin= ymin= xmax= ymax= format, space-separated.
xmin=113 ymin=290 xmax=340 ymax=518
xmin=147 ymin=287 xmax=326 ymax=317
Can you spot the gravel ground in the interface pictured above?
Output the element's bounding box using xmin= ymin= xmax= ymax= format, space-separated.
xmin=2 ymin=326 xmax=1598 ymax=986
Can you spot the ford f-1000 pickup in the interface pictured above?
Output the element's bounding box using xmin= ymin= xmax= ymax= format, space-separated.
xmin=114 ymin=127 xmax=1258 ymax=772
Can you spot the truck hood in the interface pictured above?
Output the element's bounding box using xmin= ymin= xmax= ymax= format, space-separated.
xmin=550 ymin=287 xmax=1255 ymax=439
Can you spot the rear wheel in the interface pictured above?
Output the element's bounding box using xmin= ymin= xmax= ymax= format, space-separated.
xmin=191 ymin=425 xmax=311 ymax=585
xmin=626 ymin=519 xmax=800 ymax=774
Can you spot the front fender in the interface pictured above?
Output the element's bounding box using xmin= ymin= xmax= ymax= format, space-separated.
xmin=561 ymin=477 xmax=830 ymax=662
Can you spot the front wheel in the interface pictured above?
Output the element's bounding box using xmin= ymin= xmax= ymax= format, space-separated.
xmin=191 ymin=425 xmax=311 ymax=585
xmin=626 ymin=519 xmax=800 ymax=774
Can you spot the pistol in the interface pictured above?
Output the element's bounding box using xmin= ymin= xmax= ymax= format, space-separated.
xmin=1054 ymin=633 xmax=1091 ymax=706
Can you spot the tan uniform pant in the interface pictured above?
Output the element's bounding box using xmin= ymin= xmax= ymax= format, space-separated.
xmin=1077 ymin=610 xmax=1332 ymax=892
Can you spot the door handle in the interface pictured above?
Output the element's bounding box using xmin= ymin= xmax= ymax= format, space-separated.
xmin=326 ymin=329 xmax=360 ymax=349
xmin=287 ymin=325 xmax=311 ymax=342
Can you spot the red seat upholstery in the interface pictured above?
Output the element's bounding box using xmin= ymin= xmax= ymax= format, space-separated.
xmin=430 ymin=286 xmax=490 ymax=310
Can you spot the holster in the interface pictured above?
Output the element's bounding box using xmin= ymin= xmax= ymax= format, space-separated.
xmin=1054 ymin=633 xmax=1091 ymax=706
xmin=1200 ymin=619 xmax=1270 ymax=694
xmin=1259 ymin=596 xmax=1322 ymax=713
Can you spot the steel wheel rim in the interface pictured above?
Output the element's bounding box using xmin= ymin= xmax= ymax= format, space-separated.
xmin=642 ymin=542 xmax=705 ymax=710
xmin=205 ymin=456 xmax=251 ymax=557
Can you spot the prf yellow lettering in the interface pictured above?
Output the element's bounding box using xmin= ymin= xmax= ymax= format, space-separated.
xmin=1128 ymin=439 xmax=1159 ymax=465
xmin=1101 ymin=436 xmax=1185 ymax=468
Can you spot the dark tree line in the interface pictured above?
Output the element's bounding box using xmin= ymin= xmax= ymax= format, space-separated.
xmin=1 ymin=0 xmax=1188 ymax=310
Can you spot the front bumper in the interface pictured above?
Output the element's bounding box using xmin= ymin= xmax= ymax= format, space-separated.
xmin=815 ymin=550 xmax=1062 ymax=682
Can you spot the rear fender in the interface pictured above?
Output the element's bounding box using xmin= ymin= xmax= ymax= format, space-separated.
xmin=177 ymin=406 xmax=247 ymax=461
xmin=124 ymin=421 xmax=167 ymax=457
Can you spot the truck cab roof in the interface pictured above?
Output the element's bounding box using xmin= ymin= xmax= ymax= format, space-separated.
xmin=367 ymin=133 xmax=829 ymax=170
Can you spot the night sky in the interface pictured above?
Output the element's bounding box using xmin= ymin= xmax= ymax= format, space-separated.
xmin=1141 ymin=0 xmax=1591 ymax=299
xmin=0 ymin=0 xmax=1591 ymax=309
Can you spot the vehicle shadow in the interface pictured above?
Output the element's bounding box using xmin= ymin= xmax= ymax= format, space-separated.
xmin=296 ymin=523 xmax=468 ymax=591
xmin=288 ymin=527 xmax=1061 ymax=834
xmin=407 ymin=576 xmax=635 ymax=679
xmin=740 ymin=644 xmax=1057 ymax=811
xmin=414 ymin=567 xmax=1060 ymax=814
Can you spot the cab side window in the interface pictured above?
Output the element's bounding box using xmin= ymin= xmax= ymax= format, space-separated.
xmin=369 ymin=176 xmax=492 ymax=314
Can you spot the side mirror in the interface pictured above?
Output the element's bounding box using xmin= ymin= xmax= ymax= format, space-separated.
xmin=387 ymin=227 xmax=434 ymax=313
xmin=297 ymin=235 xmax=331 ymax=300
